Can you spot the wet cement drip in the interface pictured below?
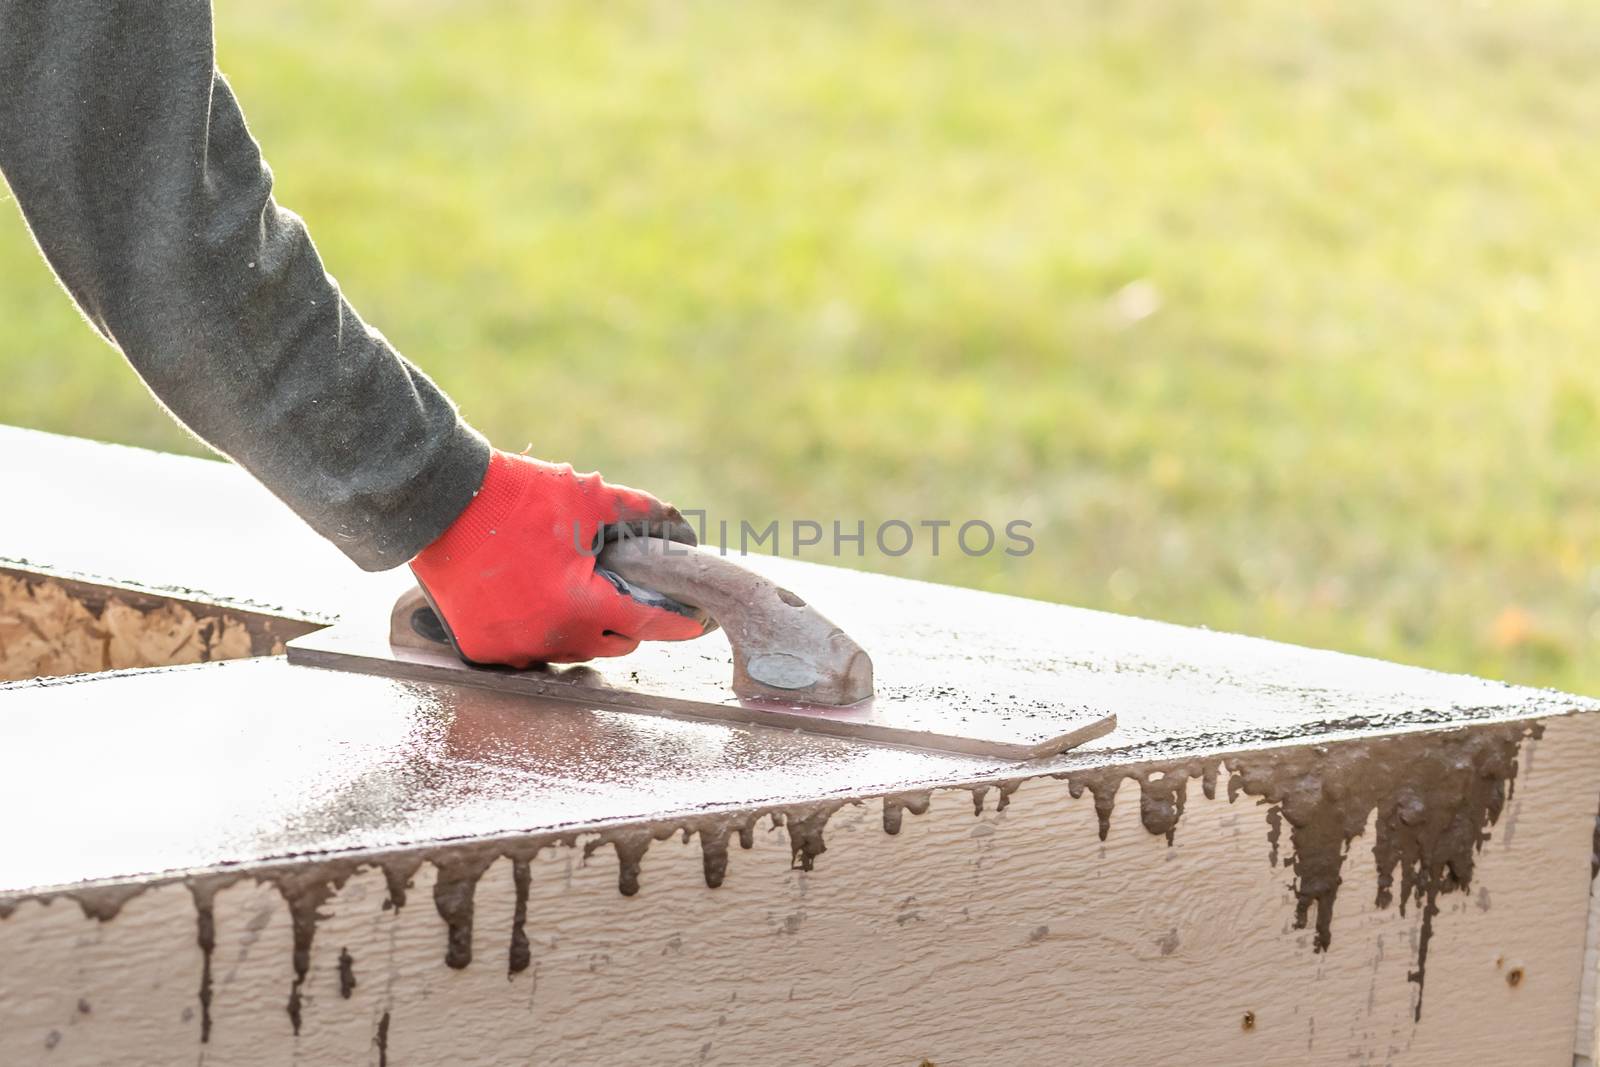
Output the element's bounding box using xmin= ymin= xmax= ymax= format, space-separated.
xmin=967 ymin=780 xmax=1025 ymax=815
xmin=273 ymin=866 xmax=354 ymax=1034
xmin=7 ymin=807 xmax=855 ymax=1039
xmin=699 ymin=813 xmax=759 ymax=889
xmin=1047 ymin=723 xmax=1538 ymax=1020
xmin=969 ymin=785 xmax=990 ymax=816
xmin=509 ymin=857 xmax=533 ymax=975
xmin=1135 ymin=767 xmax=1205 ymax=845
xmin=431 ymin=847 xmax=499 ymax=969
xmin=785 ymin=801 xmax=851 ymax=872
xmin=375 ymin=1010 xmax=390 ymax=1067
xmin=379 ymin=856 xmax=425 ymax=911
xmin=582 ymin=828 xmax=657 ymax=897
xmin=69 ymin=882 xmax=147 ymax=922
xmin=882 ymin=790 xmax=932 ymax=835
xmin=1061 ymin=765 xmax=1213 ymax=846
xmin=1591 ymin=788 xmax=1600 ymax=880
xmin=1231 ymin=723 xmax=1538 ymax=1021
xmin=189 ymin=880 xmax=220 ymax=1043
xmin=9 ymin=718 xmax=1545 ymax=1040
xmin=699 ymin=828 xmax=731 ymax=889
xmin=338 ymin=947 xmax=356 ymax=999
xmin=1063 ymin=775 xmax=1121 ymax=841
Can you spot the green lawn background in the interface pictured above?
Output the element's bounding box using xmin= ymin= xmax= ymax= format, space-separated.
xmin=3 ymin=0 xmax=1598 ymax=692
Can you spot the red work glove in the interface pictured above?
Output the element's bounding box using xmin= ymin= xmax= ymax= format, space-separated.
xmin=410 ymin=449 xmax=706 ymax=666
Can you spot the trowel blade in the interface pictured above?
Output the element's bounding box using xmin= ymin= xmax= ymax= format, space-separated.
xmin=286 ymin=614 xmax=1115 ymax=762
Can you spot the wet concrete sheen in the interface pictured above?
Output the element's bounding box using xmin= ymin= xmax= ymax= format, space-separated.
xmin=0 ymin=655 xmax=1586 ymax=896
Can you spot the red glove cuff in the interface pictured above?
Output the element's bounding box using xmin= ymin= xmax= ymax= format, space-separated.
xmin=410 ymin=449 xmax=704 ymax=666
xmin=418 ymin=450 xmax=524 ymax=565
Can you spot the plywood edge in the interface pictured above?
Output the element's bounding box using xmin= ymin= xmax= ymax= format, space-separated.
xmin=0 ymin=564 xmax=323 ymax=681
xmin=0 ymin=560 xmax=331 ymax=629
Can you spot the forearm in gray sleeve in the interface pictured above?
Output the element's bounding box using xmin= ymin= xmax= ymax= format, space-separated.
xmin=0 ymin=1 xmax=489 ymax=569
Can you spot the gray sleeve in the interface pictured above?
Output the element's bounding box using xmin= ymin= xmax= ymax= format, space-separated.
xmin=0 ymin=1 xmax=490 ymax=570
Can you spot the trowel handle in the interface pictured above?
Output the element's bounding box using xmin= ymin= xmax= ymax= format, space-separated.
xmin=595 ymin=537 xmax=873 ymax=706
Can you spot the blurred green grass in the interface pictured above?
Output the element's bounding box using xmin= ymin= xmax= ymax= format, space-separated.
xmin=4 ymin=0 xmax=1599 ymax=692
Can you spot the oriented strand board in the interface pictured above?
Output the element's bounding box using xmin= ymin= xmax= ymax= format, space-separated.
xmin=0 ymin=568 xmax=315 ymax=680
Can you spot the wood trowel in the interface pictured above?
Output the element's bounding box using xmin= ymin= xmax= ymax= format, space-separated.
xmin=287 ymin=537 xmax=1116 ymax=760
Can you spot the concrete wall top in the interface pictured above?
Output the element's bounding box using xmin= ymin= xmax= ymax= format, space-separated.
xmin=1 ymin=426 xmax=1594 ymax=898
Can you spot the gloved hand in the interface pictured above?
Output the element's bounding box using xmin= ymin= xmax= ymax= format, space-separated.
xmin=410 ymin=449 xmax=706 ymax=667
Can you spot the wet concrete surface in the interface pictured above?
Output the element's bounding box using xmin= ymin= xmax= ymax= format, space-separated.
xmin=0 ymin=653 xmax=1588 ymax=895
xmin=1 ymin=427 xmax=1596 ymax=895
xmin=0 ymin=659 xmax=988 ymax=892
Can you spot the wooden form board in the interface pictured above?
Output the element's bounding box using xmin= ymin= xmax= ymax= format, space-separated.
xmin=3 ymin=693 xmax=1599 ymax=1065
